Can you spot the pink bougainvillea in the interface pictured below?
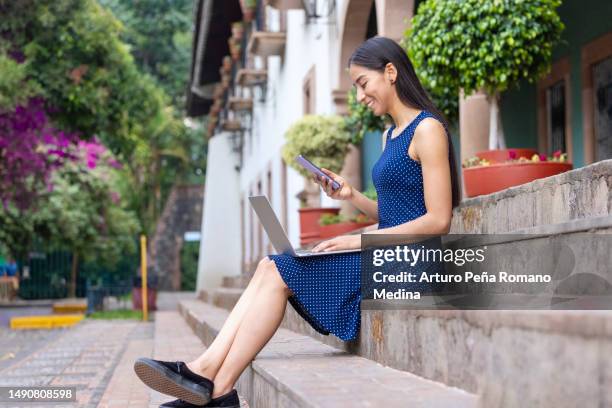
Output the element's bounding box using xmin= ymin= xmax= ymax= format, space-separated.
xmin=0 ymin=99 xmax=78 ymax=209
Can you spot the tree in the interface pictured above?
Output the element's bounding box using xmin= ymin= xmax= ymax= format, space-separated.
xmin=38 ymin=139 xmax=140 ymax=297
xmin=0 ymin=0 xmax=197 ymax=234
xmin=99 ymin=0 xmax=193 ymax=107
xmin=0 ymin=98 xmax=80 ymax=269
xmin=405 ymin=0 xmax=564 ymax=148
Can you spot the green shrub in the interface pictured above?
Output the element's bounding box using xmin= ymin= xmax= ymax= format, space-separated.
xmin=281 ymin=114 xmax=351 ymax=178
xmin=404 ymin=0 xmax=564 ymax=130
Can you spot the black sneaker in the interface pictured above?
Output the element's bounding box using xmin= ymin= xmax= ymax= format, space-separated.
xmin=159 ymin=390 xmax=240 ymax=408
xmin=134 ymin=358 xmax=213 ymax=405
xmin=204 ymin=390 xmax=241 ymax=408
xmin=159 ymin=399 xmax=205 ymax=408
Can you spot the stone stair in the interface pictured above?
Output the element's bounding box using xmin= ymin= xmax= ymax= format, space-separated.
xmin=181 ymin=160 xmax=612 ymax=407
xmin=179 ymin=299 xmax=479 ymax=408
xmin=194 ymin=278 xmax=612 ymax=407
xmin=193 ymin=204 xmax=612 ymax=406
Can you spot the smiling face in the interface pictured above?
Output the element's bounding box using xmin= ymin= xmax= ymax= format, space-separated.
xmin=349 ymin=62 xmax=396 ymax=116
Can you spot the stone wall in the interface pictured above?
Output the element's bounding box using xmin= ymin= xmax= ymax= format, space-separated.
xmin=451 ymin=159 xmax=612 ymax=233
xmin=150 ymin=184 xmax=204 ymax=291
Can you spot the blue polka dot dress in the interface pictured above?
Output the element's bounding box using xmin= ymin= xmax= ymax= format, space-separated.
xmin=268 ymin=110 xmax=439 ymax=341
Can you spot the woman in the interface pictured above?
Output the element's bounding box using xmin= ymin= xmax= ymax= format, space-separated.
xmin=134 ymin=35 xmax=460 ymax=408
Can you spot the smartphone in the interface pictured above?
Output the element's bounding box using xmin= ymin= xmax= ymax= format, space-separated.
xmin=296 ymin=155 xmax=341 ymax=191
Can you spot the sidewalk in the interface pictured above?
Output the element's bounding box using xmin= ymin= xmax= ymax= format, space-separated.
xmin=0 ymin=319 xmax=153 ymax=407
xmin=98 ymin=291 xmax=206 ymax=408
xmin=0 ymin=292 xmax=202 ymax=407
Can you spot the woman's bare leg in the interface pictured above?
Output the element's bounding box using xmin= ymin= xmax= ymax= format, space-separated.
xmin=186 ymin=257 xmax=290 ymax=382
xmin=210 ymin=258 xmax=291 ymax=397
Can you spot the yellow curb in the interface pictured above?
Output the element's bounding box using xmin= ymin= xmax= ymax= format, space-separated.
xmin=10 ymin=314 xmax=84 ymax=330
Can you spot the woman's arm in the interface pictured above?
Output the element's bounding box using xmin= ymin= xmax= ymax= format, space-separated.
xmin=316 ymin=127 xmax=393 ymax=221
xmin=364 ymin=118 xmax=453 ymax=237
xmin=312 ymin=121 xmax=452 ymax=253
xmin=347 ymin=188 xmax=378 ymax=221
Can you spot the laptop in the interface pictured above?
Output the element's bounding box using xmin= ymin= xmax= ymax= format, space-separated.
xmin=248 ymin=195 xmax=361 ymax=257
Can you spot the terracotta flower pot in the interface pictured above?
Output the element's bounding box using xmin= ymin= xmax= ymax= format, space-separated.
xmin=242 ymin=8 xmax=254 ymax=22
xmin=222 ymin=56 xmax=232 ymax=71
xmin=299 ymin=207 xmax=340 ymax=245
xmin=319 ymin=221 xmax=377 ymax=239
xmin=476 ymin=148 xmax=538 ymax=163
xmin=463 ymin=161 xmax=573 ymax=198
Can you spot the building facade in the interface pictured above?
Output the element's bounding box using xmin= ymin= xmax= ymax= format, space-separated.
xmin=189 ymin=0 xmax=612 ymax=291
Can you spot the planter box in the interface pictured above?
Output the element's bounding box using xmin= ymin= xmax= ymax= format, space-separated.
xmin=319 ymin=221 xmax=377 ymax=239
xmin=221 ymin=119 xmax=242 ymax=132
xmin=236 ymin=69 xmax=267 ymax=87
xmin=228 ymin=97 xmax=253 ymax=112
xmin=266 ymin=0 xmax=303 ymax=10
xmin=299 ymin=207 xmax=340 ymax=245
xmin=463 ymin=161 xmax=573 ymax=198
xmin=247 ymin=31 xmax=286 ymax=58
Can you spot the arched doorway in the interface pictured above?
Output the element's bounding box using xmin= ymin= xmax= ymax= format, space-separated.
xmin=333 ymin=0 xmax=415 ymax=114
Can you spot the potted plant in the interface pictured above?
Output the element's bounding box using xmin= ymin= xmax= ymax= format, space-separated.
xmin=405 ymin=0 xmax=564 ymax=151
xmin=462 ymin=149 xmax=572 ymax=197
xmin=319 ymin=212 xmax=377 ymax=239
xmin=232 ymin=22 xmax=244 ymax=40
xmin=240 ymin=0 xmax=256 ymax=22
xmin=230 ymin=43 xmax=242 ymax=61
xmin=282 ymin=114 xmax=352 ymax=244
xmin=298 ymin=204 xmax=340 ymax=245
xmin=222 ymin=55 xmax=232 ymax=72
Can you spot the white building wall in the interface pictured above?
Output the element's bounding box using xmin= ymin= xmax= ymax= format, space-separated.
xmin=240 ymin=7 xmax=341 ymax=263
xmin=198 ymin=2 xmax=349 ymax=287
xmin=196 ymin=132 xmax=242 ymax=291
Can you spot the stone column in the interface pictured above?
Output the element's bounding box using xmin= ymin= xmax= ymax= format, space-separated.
xmin=459 ymin=89 xmax=490 ymax=198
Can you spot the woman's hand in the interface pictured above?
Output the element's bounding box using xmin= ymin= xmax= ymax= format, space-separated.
xmin=312 ymin=168 xmax=354 ymax=201
xmin=311 ymin=234 xmax=361 ymax=253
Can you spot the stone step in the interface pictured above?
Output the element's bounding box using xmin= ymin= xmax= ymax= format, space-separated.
xmin=198 ymin=287 xmax=612 ymax=407
xmin=198 ymin=287 xmax=243 ymax=310
xmin=451 ymin=159 xmax=612 ymax=233
xmin=200 ymin=214 xmax=612 ymax=407
xmin=222 ymin=275 xmax=251 ymax=289
xmin=178 ymin=299 xmax=479 ymax=408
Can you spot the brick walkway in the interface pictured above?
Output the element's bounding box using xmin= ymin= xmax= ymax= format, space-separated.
xmin=0 ymin=292 xmax=233 ymax=408
xmin=147 ymin=311 xmax=208 ymax=408
xmin=0 ymin=320 xmax=153 ymax=407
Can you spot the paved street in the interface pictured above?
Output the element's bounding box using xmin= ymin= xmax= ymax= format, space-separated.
xmin=0 ymin=306 xmax=62 ymax=375
xmin=0 ymin=320 xmax=153 ymax=407
xmin=0 ymin=292 xmax=203 ymax=408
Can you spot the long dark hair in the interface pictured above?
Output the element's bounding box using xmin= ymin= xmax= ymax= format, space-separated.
xmin=348 ymin=36 xmax=461 ymax=208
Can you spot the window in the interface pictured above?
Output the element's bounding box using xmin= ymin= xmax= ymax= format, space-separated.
xmin=537 ymin=57 xmax=572 ymax=159
xmin=547 ymin=80 xmax=567 ymax=154
xmin=593 ymin=56 xmax=612 ymax=161
xmin=303 ymin=65 xmax=316 ymax=114
xmin=581 ymin=31 xmax=612 ymax=164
